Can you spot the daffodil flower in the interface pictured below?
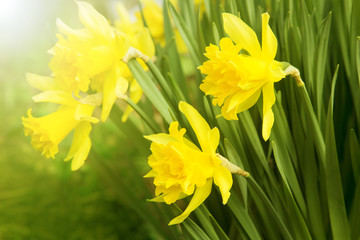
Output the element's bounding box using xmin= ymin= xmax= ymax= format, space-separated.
xmin=144 ymin=101 xmax=234 ymax=225
xmin=49 ymin=1 xmax=131 ymax=122
xmin=199 ymin=13 xmax=286 ymax=141
xmin=22 ymin=73 xmax=98 ymax=170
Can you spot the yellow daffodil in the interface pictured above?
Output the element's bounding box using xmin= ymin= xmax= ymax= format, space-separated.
xmin=49 ymin=1 xmax=130 ymax=122
xmin=22 ymin=73 xmax=98 ymax=170
xmin=144 ymin=101 xmax=233 ymax=225
xmin=198 ymin=13 xmax=286 ymax=141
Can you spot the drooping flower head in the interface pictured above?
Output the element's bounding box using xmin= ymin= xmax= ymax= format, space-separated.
xmin=144 ymin=102 xmax=233 ymax=225
xmin=22 ymin=73 xmax=98 ymax=170
xmin=199 ymin=13 xmax=286 ymax=140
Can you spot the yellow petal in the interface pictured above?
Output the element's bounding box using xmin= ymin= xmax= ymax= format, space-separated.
xmin=222 ymin=13 xmax=261 ymax=58
xmin=163 ymin=188 xmax=183 ymax=204
xmin=121 ymin=80 xmax=142 ymax=122
xmin=115 ymin=76 xmax=129 ymax=98
xmin=133 ymin=28 xmax=155 ymax=58
xmin=179 ymin=101 xmax=219 ymax=153
xmin=76 ymin=1 xmax=113 ymax=41
xmin=225 ymin=88 xmax=261 ymax=114
xmin=213 ymin=165 xmax=232 ymax=204
xmin=65 ymin=121 xmax=92 ymax=162
xmin=261 ymin=13 xmax=277 ymax=61
xmin=71 ymin=137 xmax=91 ymax=171
xmin=74 ymin=104 xmax=98 ymax=123
xmin=169 ymin=121 xmax=187 ymax=141
xmin=32 ymin=91 xmax=77 ymax=106
xmin=26 ymin=73 xmax=58 ymax=91
xmin=144 ymin=169 xmax=157 ymax=178
xmin=101 ymin=69 xmax=117 ymax=122
xmin=149 ymin=191 xmax=188 ymax=203
xmin=235 ymin=89 xmax=262 ymax=113
xmin=262 ymin=82 xmax=276 ymax=141
xmin=219 ymin=37 xmax=240 ymax=53
xmin=168 ymin=179 xmax=212 ymax=225
xmin=269 ymin=61 xmax=286 ymax=82
xmin=116 ymin=2 xmax=131 ymax=25
xmin=144 ymin=133 xmax=178 ymax=145
xmin=56 ymin=18 xmax=90 ymax=40
xmin=77 ymin=93 xmax=103 ymax=106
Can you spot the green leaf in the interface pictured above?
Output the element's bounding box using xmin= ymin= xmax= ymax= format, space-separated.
xmin=314 ymin=12 xmax=332 ymax=120
xmin=168 ymin=1 xmax=202 ymax=66
xmin=209 ymin=215 xmax=230 ymax=240
xmin=172 ymin=205 xmax=211 ymax=240
xmin=271 ymin=141 xmax=306 ymax=217
xmin=224 ymin=139 xmax=248 ymax=208
xmin=356 ymin=37 xmax=360 ymax=86
xmin=302 ymin=135 xmax=327 ymax=240
xmin=349 ymin=129 xmax=360 ymax=180
xmin=109 ymin=105 xmax=148 ymax=149
xmin=162 ymin=0 xmax=188 ymax=99
xmin=226 ymin=0 xmax=238 ymax=15
xmin=194 ymin=205 xmax=220 ymax=240
xmin=298 ymin=84 xmax=325 ymax=164
xmin=238 ymin=111 xmax=268 ymax=172
xmin=145 ymin=60 xmax=178 ymax=109
xmin=227 ymin=190 xmax=262 ymax=240
xmin=299 ymin=0 xmax=316 ymax=94
xmin=350 ymin=177 xmax=360 ymax=240
xmin=127 ymin=59 xmax=173 ymax=124
xmin=325 ymin=65 xmax=351 ymax=240
xmin=272 ymin=92 xmax=299 ymax=172
xmin=247 ymin=177 xmax=293 ymax=240
xmin=121 ymin=97 xmax=160 ymax=133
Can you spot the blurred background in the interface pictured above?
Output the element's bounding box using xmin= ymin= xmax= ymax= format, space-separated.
xmin=0 ymin=0 xmax=164 ymax=239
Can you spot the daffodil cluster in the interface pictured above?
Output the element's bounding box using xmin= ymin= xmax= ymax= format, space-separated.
xmin=22 ymin=1 xmax=154 ymax=170
xmin=199 ymin=13 xmax=287 ymax=141
xmin=22 ymin=0 xmax=295 ymax=228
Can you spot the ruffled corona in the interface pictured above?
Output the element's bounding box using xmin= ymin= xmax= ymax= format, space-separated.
xmin=22 ymin=103 xmax=95 ymax=170
xmin=22 ymin=107 xmax=77 ymax=159
xmin=199 ymin=13 xmax=286 ymax=141
xmin=144 ymin=102 xmax=233 ymax=225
